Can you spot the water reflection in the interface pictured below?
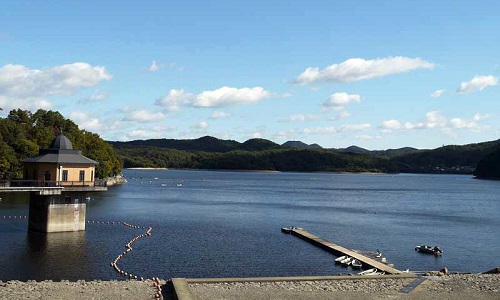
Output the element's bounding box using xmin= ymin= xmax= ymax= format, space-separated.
xmin=0 ymin=231 xmax=87 ymax=281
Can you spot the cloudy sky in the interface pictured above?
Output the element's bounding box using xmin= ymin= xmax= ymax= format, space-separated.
xmin=1 ymin=1 xmax=498 ymax=149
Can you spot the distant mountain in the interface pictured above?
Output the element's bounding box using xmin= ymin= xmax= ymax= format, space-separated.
xmin=336 ymin=146 xmax=421 ymax=157
xmin=337 ymin=145 xmax=371 ymax=154
xmin=392 ymin=140 xmax=500 ymax=174
xmin=282 ymin=141 xmax=323 ymax=150
xmin=110 ymin=136 xmax=242 ymax=153
xmin=473 ymin=148 xmax=500 ymax=179
xmin=241 ymin=138 xmax=281 ymax=151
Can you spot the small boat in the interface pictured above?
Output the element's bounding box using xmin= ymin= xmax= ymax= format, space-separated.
xmin=281 ymin=227 xmax=293 ymax=234
xmin=351 ymin=259 xmax=362 ymax=269
xmin=161 ymin=183 xmax=167 ymax=187
xmin=335 ymin=255 xmax=348 ymax=263
xmin=341 ymin=257 xmax=353 ymax=266
xmin=368 ymin=271 xmax=385 ymax=276
xmin=176 ymin=183 xmax=183 ymax=187
xmin=358 ymin=268 xmax=377 ymax=275
xmin=415 ymin=245 xmax=443 ymax=255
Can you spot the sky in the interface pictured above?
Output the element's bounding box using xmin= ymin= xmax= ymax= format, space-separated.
xmin=0 ymin=0 xmax=499 ymax=149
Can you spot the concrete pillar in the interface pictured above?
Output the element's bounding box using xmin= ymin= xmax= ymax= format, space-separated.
xmin=28 ymin=191 xmax=86 ymax=233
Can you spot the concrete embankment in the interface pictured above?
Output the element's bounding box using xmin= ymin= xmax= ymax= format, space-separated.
xmin=0 ymin=274 xmax=498 ymax=299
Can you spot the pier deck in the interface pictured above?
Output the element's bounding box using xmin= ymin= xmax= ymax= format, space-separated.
xmin=286 ymin=227 xmax=403 ymax=274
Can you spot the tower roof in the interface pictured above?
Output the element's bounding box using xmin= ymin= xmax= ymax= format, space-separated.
xmin=49 ymin=134 xmax=73 ymax=150
xmin=22 ymin=134 xmax=98 ymax=165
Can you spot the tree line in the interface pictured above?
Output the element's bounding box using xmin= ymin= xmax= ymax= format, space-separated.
xmin=0 ymin=109 xmax=122 ymax=179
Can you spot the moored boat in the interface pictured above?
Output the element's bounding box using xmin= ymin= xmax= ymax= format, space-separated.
xmin=358 ymin=268 xmax=377 ymax=275
xmin=415 ymin=245 xmax=443 ymax=255
xmin=335 ymin=255 xmax=348 ymax=263
xmin=351 ymin=259 xmax=362 ymax=269
xmin=341 ymin=257 xmax=354 ymax=266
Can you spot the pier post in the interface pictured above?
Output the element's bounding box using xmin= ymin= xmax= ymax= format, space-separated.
xmin=28 ymin=190 xmax=86 ymax=233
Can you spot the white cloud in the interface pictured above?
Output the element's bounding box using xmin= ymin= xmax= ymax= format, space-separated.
xmin=448 ymin=118 xmax=479 ymax=129
xmin=330 ymin=111 xmax=351 ymax=121
xmin=424 ymin=111 xmax=447 ymax=128
xmin=323 ymin=93 xmax=361 ymax=110
xmin=457 ymin=75 xmax=498 ymax=94
xmin=0 ymin=62 xmax=111 ymax=99
xmin=251 ymin=132 xmax=262 ymax=138
xmin=155 ymin=89 xmax=193 ymax=112
xmin=149 ymin=61 xmax=160 ymax=72
xmin=79 ymin=89 xmax=108 ymax=103
xmin=192 ymin=86 xmax=271 ymax=107
xmin=380 ymin=111 xmax=485 ymax=133
xmin=275 ymin=129 xmax=296 ymax=140
xmin=338 ymin=123 xmax=371 ymax=132
xmin=289 ymin=113 xmax=321 ymax=122
xmin=69 ymin=112 xmax=102 ymax=131
xmin=301 ymin=126 xmax=336 ymax=135
xmin=123 ymin=109 xmax=166 ymax=123
xmin=127 ymin=130 xmax=160 ymax=139
xmin=192 ymin=121 xmax=208 ymax=129
xmin=356 ymin=135 xmax=377 ymax=141
xmin=211 ymin=111 xmax=231 ymax=119
xmin=293 ymin=57 xmax=435 ymax=85
xmin=156 ymin=86 xmax=274 ymax=109
xmin=147 ymin=61 xmax=177 ymax=72
xmin=431 ymin=89 xmax=446 ymax=98
xmin=0 ymin=96 xmax=54 ymax=111
xmin=473 ymin=113 xmax=490 ymax=121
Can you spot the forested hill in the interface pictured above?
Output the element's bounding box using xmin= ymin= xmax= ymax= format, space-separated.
xmin=112 ymin=136 xmax=500 ymax=175
xmin=110 ymin=136 xmax=284 ymax=153
xmin=0 ymin=109 xmax=122 ymax=179
xmin=473 ymin=149 xmax=500 ymax=179
xmin=391 ymin=140 xmax=500 ymax=174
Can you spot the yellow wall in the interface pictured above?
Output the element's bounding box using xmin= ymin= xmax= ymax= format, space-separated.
xmin=24 ymin=163 xmax=95 ymax=185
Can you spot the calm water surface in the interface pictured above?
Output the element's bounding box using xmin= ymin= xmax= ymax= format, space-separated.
xmin=0 ymin=170 xmax=498 ymax=280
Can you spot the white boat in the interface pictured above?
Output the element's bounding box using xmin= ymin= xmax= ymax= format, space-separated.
xmin=358 ymin=268 xmax=377 ymax=275
xmin=368 ymin=271 xmax=385 ymax=276
xmin=351 ymin=259 xmax=362 ymax=269
xmin=335 ymin=255 xmax=348 ymax=263
xmin=341 ymin=257 xmax=353 ymax=266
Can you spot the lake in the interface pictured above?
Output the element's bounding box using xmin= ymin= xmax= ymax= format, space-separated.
xmin=0 ymin=169 xmax=499 ymax=281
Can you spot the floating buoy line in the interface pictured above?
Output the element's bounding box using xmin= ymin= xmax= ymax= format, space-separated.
xmin=87 ymin=220 xmax=163 ymax=299
xmin=0 ymin=217 xmax=162 ymax=299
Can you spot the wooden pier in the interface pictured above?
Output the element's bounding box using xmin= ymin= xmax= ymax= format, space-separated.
xmin=284 ymin=227 xmax=403 ymax=275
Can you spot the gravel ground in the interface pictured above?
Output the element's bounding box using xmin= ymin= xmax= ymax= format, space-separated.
xmin=0 ymin=280 xmax=157 ymax=300
xmin=190 ymin=275 xmax=500 ymax=300
xmin=418 ymin=274 xmax=500 ymax=293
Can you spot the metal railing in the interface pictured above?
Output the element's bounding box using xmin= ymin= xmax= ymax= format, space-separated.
xmin=0 ymin=180 xmax=107 ymax=188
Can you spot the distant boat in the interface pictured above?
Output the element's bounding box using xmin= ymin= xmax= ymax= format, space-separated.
xmin=358 ymin=268 xmax=377 ymax=275
xmin=335 ymin=255 xmax=348 ymax=263
xmin=351 ymin=259 xmax=362 ymax=269
xmin=161 ymin=183 xmax=167 ymax=187
xmin=176 ymin=183 xmax=183 ymax=187
xmin=415 ymin=245 xmax=443 ymax=255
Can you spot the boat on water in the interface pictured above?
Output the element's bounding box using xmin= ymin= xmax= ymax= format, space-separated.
xmin=358 ymin=268 xmax=377 ymax=275
xmin=334 ymin=255 xmax=348 ymax=263
xmin=351 ymin=259 xmax=362 ymax=269
xmin=368 ymin=271 xmax=385 ymax=276
xmin=415 ymin=245 xmax=443 ymax=255
xmin=341 ymin=257 xmax=353 ymax=266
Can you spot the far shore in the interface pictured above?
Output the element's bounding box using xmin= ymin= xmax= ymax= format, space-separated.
xmin=126 ymin=167 xmax=170 ymax=170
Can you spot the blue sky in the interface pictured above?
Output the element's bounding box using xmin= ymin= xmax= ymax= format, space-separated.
xmin=1 ymin=0 xmax=498 ymax=149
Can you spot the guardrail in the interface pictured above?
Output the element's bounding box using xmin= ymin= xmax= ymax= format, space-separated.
xmin=0 ymin=180 xmax=107 ymax=188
